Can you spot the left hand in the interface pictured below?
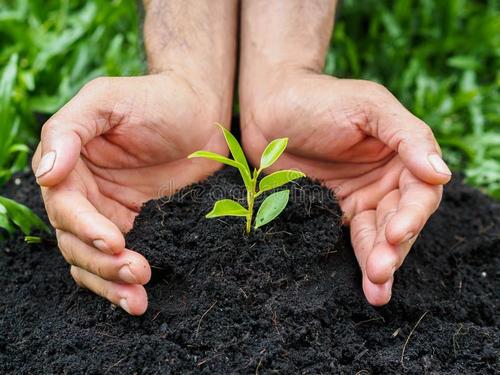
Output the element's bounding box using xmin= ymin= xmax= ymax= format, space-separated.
xmin=240 ymin=69 xmax=451 ymax=305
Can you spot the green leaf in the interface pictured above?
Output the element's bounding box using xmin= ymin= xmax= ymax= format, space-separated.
xmin=188 ymin=149 xmax=252 ymax=188
xmin=0 ymin=196 xmax=50 ymax=236
xmin=254 ymin=190 xmax=290 ymax=229
xmin=259 ymin=170 xmax=305 ymax=193
xmin=214 ymin=123 xmax=252 ymax=188
xmin=260 ymin=138 xmax=288 ymax=169
xmin=0 ymin=202 xmax=6 ymax=215
xmin=188 ymin=151 xmax=244 ymax=170
xmin=206 ymin=199 xmax=248 ymax=218
xmin=0 ymin=212 xmax=14 ymax=234
xmin=215 ymin=123 xmax=250 ymax=175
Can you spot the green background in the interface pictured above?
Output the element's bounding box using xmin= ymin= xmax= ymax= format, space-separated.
xmin=1 ymin=0 xmax=499 ymax=198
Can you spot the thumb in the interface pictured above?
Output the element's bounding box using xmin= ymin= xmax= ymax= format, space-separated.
xmin=359 ymin=82 xmax=452 ymax=185
xmin=33 ymin=77 xmax=117 ymax=186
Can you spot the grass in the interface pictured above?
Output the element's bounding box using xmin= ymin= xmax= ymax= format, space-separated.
xmin=0 ymin=0 xmax=144 ymax=238
xmin=326 ymin=0 xmax=500 ymax=197
xmin=0 ymin=0 xmax=498 ymax=233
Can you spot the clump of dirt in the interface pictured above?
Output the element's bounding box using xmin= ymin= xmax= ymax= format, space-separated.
xmin=0 ymin=168 xmax=498 ymax=374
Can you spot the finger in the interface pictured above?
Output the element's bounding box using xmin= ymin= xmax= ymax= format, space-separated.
xmin=43 ymin=185 xmax=125 ymax=255
xmin=358 ymin=81 xmax=451 ymax=185
xmin=339 ymin=157 xmax=403 ymax=222
xmin=350 ymin=210 xmax=377 ymax=272
xmin=33 ymin=77 xmax=120 ymax=186
xmin=57 ymin=230 xmax=151 ymax=285
xmin=71 ymin=266 xmax=148 ymax=315
xmin=350 ymin=210 xmax=391 ymax=305
xmin=366 ymin=190 xmax=401 ymax=285
xmin=386 ymin=169 xmax=442 ymax=245
xmin=362 ymin=276 xmax=393 ymax=307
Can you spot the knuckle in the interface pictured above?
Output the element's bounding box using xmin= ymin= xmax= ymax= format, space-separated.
xmin=58 ymin=232 xmax=76 ymax=265
xmin=71 ymin=209 xmax=97 ymax=239
xmin=381 ymin=209 xmax=397 ymax=226
xmin=40 ymin=118 xmax=59 ymax=141
xmin=97 ymin=282 xmax=112 ymax=301
xmin=42 ymin=195 xmax=62 ymax=229
xmin=70 ymin=266 xmax=83 ymax=287
xmin=81 ymin=76 xmax=111 ymax=93
xmin=418 ymin=123 xmax=436 ymax=143
xmin=388 ymin=128 xmax=411 ymax=153
xmin=353 ymin=225 xmax=376 ymax=245
xmin=361 ymin=80 xmax=391 ymax=99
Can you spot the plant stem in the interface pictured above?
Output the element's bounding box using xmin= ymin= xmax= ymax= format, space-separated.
xmin=245 ymin=170 xmax=260 ymax=234
xmin=246 ymin=189 xmax=253 ymax=234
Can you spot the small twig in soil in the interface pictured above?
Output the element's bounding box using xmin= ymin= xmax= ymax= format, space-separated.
xmin=320 ymin=248 xmax=338 ymax=256
xmin=271 ymin=310 xmax=284 ymax=342
xmin=280 ymin=243 xmax=290 ymax=257
xmin=239 ymin=287 xmax=248 ymax=299
xmin=197 ymin=353 xmax=222 ymax=367
xmin=450 ymin=235 xmax=465 ymax=250
xmin=354 ymin=348 xmax=369 ymax=361
xmin=255 ymin=357 xmax=263 ymax=375
xmin=105 ymin=357 xmax=126 ymax=374
xmin=392 ymin=328 xmax=401 ymax=337
xmin=195 ymin=301 xmax=217 ymax=338
xmin=354 ymin=316 xmax=385 ymax=327
xmin=453 ymin=323 xmax=463 ymax=356
xmin=152 ymin=310 xmax=162 ymax=321
xmin=96 ymin=331 xmax=118 ymax=339
xmin=215 ymin=218 xmax=230 ymax=226
xmin=400 ymin=311 xmax=429 ymax=369
xmin=478 ymin=222 xmax=494 ymax=234
xmin=264 ymin=230 xmax=292 ymax=237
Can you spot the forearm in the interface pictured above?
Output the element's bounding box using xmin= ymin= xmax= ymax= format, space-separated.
xmin=143 ymin=0 xmax=237 ymax=101
xmin=240 ymin=0 xmax=337 ymax=85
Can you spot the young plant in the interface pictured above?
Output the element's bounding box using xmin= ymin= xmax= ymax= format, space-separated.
xmin=0 ymin=196 xmax=51 ymax=241
xmin=188 ymin=124 xmax=305 ymax=233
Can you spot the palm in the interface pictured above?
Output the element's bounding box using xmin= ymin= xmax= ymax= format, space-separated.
xmin=242 ymin=74 xmax=444 ymax=305
xmin=57 ymin=74 xmax=227 ymax=232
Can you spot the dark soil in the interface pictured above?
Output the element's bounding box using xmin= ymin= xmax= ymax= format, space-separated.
xmin=0 ymin=168 xmax=498 ymax=374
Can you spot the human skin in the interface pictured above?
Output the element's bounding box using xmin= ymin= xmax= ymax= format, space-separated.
xmin=32 ymin=0 xmax=237 ymax=315
xmin=239 ymin=0 xmax=451 ymax=305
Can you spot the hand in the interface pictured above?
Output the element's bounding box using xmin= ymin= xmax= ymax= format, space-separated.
xmin=240 ymin=69 xmax=451 ymax=305
xmin=32 ymin=74 xmax=230 ymax=315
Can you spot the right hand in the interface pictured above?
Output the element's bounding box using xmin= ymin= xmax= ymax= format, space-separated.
xmin=32 ymin=73 xmax=230 ymax=315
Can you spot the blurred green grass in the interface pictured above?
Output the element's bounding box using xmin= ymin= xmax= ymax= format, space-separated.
xmin=328 ymin=0 xmax=500 ymax=197
xmin=0 ymin=0 xmax=499 ymax=199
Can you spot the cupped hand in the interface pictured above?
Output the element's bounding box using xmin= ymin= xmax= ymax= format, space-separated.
xmin=240 ymin=70 xmax=451 ymax=305
xmin=32 ymin=74 xmax=229 ymax=315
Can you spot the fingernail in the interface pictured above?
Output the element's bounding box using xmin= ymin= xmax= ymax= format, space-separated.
xmin=35 ymin=151 xmax=56 ymax=178
xmin=119 ymin=265 xmax=137 ymax=284
xmin=428 ymin=154 xmax=451 ymax=176
xmin=119 ymin=298 xmax=130 ymax=314
xmin=401 ymin=232 xmax=414 ymax=243
xmin=93 ymin=239 xmax=109 ymax=252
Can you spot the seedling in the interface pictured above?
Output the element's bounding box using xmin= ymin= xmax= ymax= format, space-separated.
xmin=188 ymin=124 xmax=305 ymax=233
xmin=0 ymin=196 xmax=50 ymax=241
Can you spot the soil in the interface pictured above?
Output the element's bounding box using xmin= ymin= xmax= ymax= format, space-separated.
xmin=0 ymin=167 xmax=498 ymax=374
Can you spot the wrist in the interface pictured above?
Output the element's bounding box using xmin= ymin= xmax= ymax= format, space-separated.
xmin=153 ymin=65 xmax=234 ymax=126
xmin=239 ymin=62 xmax=315 ymax=118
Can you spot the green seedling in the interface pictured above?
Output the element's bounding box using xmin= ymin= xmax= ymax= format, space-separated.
xmin=0 ymin=196 xmax=51 ymax=241
xmin=188 ymin=124 xmax=305 ymax=233
xmin=24 ymin=236 xmax=43 ymax=244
